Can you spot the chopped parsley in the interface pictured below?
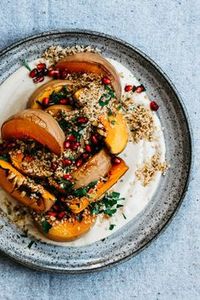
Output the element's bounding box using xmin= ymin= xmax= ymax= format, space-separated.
xmin=28 ymin=240 xmax=35 ymax=249
xmin=49 ymin=86 xmax=72 ymax=105
xmin=72 ymin=181 xmax=98 ymax=197
xmin=41 ymin=220 xmax=52 ymax=234
xmin=98 ymin=85 xmax=116 ymax=107
xmin=90 ymin=191 xmax=125 ymax=217
xmin=109 ymin=224 xmax=116 ymax=230
xmin=0 ymin=154 xmax=9 ymax=162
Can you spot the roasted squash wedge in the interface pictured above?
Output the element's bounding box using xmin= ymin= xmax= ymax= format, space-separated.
xmin=55 ymin=53 xmax=122 ymax=100
xmin=37 ymin=212 xmax=96 ymax=242
xmin=99 ymin=113 xmax=128 ymax=154
xmin=72 ymin=149 xmax=112 ymax=189
xmin=69 ymin=158 xmax=128 ymax=213
xmin=45 ymin=104 xmax=72 ymax=116
xmin=0 ymin=160 xmax=56 ymax=212
xmin=1 ymin=109 xmax=65 ymax=155
xmin=28 ymin=80 xmax=73 ymax=109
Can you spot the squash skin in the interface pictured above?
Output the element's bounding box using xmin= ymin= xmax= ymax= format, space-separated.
xmin=99 ymin=113 xmax=128 ymax=154
xmin=72 ymin=149 xmax=112 ymax=189
xmin=28 ymin=80 xmax=73 ymax=109
xmin=45 ymin=104 xmax=72 ymax=116
xmin=0 ymin=160 xmax=56 ymax=212
xmin=55 ymin=53 xmax=122 ymax=100
xmin=1 ymin=109 xmax=65 ymax=155
xmin=38 ymin=213 xmax=96 ymax=242
xmin=69 ymin=158 xmax=128 ymax=213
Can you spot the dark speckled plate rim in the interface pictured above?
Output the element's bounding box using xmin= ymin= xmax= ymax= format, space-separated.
xmin=0 ymin=29 xmax=193 ymax=273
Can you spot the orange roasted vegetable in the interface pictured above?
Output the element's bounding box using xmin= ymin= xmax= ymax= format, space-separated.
xmin=28 ymin=80 xmax=73 ymax=109
xmin=55 ymin=53 xmax=122 ymax=100
xmin=69 ymin=158 xmax=128 ymax=213
xmin=0 ymin=160 xmax=56 ymax=212
xmin=72 ymin=149 xmax=112 ymax=189
xmin=45 ymin=104 xmax=72 ymax=116
xmin=99 ymin=112 xmax=128 ymax=154
xmin=1 ymin=109 xmax=65 ymax=155
xmin=37 ymin=212 xmax=96 ymax=242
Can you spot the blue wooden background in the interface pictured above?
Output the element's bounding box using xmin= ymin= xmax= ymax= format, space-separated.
xmin=0 ymin=0 xmax=199 ymax=299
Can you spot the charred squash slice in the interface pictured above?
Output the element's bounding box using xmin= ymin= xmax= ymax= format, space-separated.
xmin=1 ymin=109 xmax=65 ymax=155
xmin=0 ymin=160 xmax=56 ymax=212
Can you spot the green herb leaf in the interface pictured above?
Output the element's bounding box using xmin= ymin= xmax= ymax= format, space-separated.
xmin=109 ymin=224 xmax=116 ymax=230
xmin=0 ymin=155 xmax=9 ymax=162
xmin=22 ymin=59 xmax=31 ymax=71
xmin=122 ymin=213 xmax=127 ymax=219
xmin=28 ymin=240 xmax=35 ymax=249
xmin=41 ymin=220 xmax=52 ymax=234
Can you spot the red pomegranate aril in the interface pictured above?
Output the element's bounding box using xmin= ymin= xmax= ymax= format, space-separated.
xmin=51 ymin=162 xmax=58 ymax=171
xmin=59 ymin=98 xmax=68 ymax=105
xmin=33 ymin=76 xmax=44 ymax=83
xmin=85 ymin=144 xmax=92 ymax=153
xmin=76 ymin=159 xmax=83 ymax=167
xmin=48 ymin=69 xmax=60 ymax=78
xmin=42 ymin=97 xmax=49 ymax=106
xmin=29 ymin=68 xmax=38 ymax=78
xmin=63 ymin=159 xmax=72 ymax=166
xmin=112 ymin=156 xmax=121 ymax=165
xmin=67 ymin=135 xmax=76 ymax=142
xmin=42 ymin=68 xmax=48 ymax=76
xmin=135 ymin=85 xmax=145 ymax=93
xmin=150 ymin=101 xmax=159 ymax=111
xmin=91 ymin=135 xmax=98 ymax=145
xmin=53 ymin=205 xmax=59 ymax=211
xmin=63 ymin=173 xmax=73 ymax=181
xmin=37 ymin=63 xmax=46 ymax=70
xmin=124 ymin=85 xmax=133 ymax=92
xmin=102 ymin=77 xmax=111 ymax=85
xmin=58 ymin=211 xmax=65 ymax=219
xmin=77 ymin=116 xmax=88 ymax=124
xmin=82 ymin=153 xmax=89 ymax=160
xmin=60 ymin=69 xmax=68 ymax=79
xmin=64 ymin=141 xmax=71 ymax=149
xmin=71 ymin=142 xmax=80 ymax=150
xmin=47 ymin=211 xmax=57 ymax=217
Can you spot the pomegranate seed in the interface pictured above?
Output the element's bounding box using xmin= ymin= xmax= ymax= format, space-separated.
xmin=37 ymin=63 xmax=46 ymax=70
xmin=67 ymin=135 xmax=76 ymax=142
xmin=51 ymin=162 xmax=58 ymax=171
xmin=63 ymin=173 xmax=72 ymax=181
xmin=59 ymin=98 xmax=68 ymax=105
xmin=7 ymin=142 xmax=16 ymax=148
xmin=42 ymin=68 xmax=48 ymax=76
xmin=58 ymin=211 xmax=65 ymax=219
xmin=77 ymin=116 xmax=88 ymax=124
xmin=63 ymin=159 xmax=72 ymax=166
xmin=91 ymin=135 xmax=98 ymax=145
xmin=53 ymin=205 xmax=59 ymax=211
xmin=24 ymin=155 xmax=33 ymax=163
xmin=102 ymin=77 xmax=111 ymax=85
xmin=135 ymin=85 xmax=145 ymax=93
xmin=60 ymin=69 xmax=68 ymax=79
xmin=76 ymin=159 xmax=83 ymax=167
xmin=112 ymin=156 xmax=121 ymax=165
xmin=82 ymin=153 xmax=89 ymax=160
xmin=124 ymin=85 xmax=133 ymax=92
xmin=33 ymin=76 xmax=44 ymax=83
xmin=85 ymin=144 xmax=92 ymax=152
xmin=71 ymin=142 xmax=80 ymax=150
xmin=42 ymin=97 xmax=49 ymax=106
xmin=64 ymin=141 xmax=71 ymax=149
xmin=29 ymin=68 xmax=38 ymax=78
xmin=47 ymin=211 xmax=57 ymax=217
xmin=48 ymin=69 xmax=60 ymax=78
xmin=150 ymin=101 xmax=159 ymax=111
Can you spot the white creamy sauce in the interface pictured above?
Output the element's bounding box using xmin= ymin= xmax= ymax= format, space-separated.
xmin=0 ymin=57 xmax=166 ymax=247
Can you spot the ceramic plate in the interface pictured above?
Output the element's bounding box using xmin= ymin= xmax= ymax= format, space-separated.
xmin=0 ymin=30 xmax=192 ymax=273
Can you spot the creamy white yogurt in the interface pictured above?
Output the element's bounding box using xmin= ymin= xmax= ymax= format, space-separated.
xmin=0 ymin=57 xmax=166 ymax=246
